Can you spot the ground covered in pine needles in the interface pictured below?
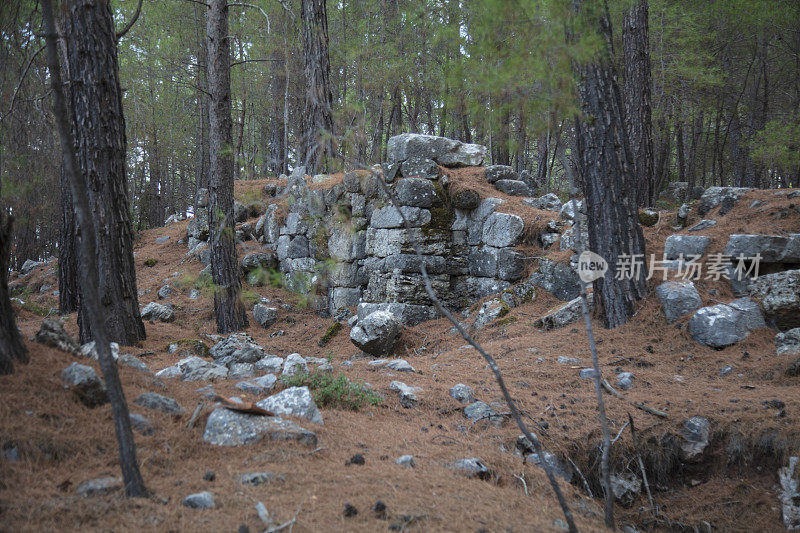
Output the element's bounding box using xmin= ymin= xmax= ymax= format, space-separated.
xmin=2 ymin=181 xmax=799 ymax=532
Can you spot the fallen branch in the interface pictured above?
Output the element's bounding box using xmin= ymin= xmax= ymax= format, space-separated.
xmin=602 ymin=380 xmax=669 ymax=419
xmin=186 ymin=400 xmax=206 ymax=429
xmin=514 ymin=473 xmax=529 ymax=496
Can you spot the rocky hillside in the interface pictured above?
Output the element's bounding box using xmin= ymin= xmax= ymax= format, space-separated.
xmin=3 ymin=134 xmax=800 ymax=532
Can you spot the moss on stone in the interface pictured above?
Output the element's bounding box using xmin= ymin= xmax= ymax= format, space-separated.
xmin=638 ymin=209 xmax=660 ymax=227
xmin=318 ymin=321 xmax=343 ymax=347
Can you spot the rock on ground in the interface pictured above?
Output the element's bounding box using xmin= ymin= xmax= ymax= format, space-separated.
xmin=749 ymin=269 xmax=800 ymax=330
xmin=281 ymin=353 xmax=308 ymax=376
xmin=776 ymin=328 xmax=800 ymax=356
xmin=681 ymin=416 xmax=711 ymax=461
xmin=350 ymin=310 xmax=402 ymax=356
xmin=77 ymin=477 xmax=122 ymax=497
xmin=450 ymin=458 xmax=490 ymax=480
xmin=256 ymin=386 xmax=324 ymax=425
xmin=134 ymin=392 xmax=183 ymax=415
xmin=183 ymin=491 xmax=215 ymax=509
xmin=34 ymin=318 xmax=80 ymax=354
xmin=535 ymin=294 xmax=592 ymax=330
xmin=140 ymin=302 xmax=174 ymax=322
xmin=202 ymin=407 xmax=317 ymax=447
xmin=689 ymin=303 xmax=760 ymax=348
xmin=61 ymin=362 xmax=107 ymax=408
xmin=390 ymin=381 xmax=420 ymax=408
xmin=655 ymin=281 xmax=702 ymax=323
xmin=449 ymin=384 xmax=474 ymax=404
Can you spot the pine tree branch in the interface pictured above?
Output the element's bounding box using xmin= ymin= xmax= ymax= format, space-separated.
xmin=116 ymin=0 xmax=144 ymax=40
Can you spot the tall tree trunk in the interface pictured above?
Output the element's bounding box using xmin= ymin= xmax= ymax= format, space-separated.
xmin=0 ymin=214 xmax=28 ymax=375
xmin=269 ymin=48 xmax=287 ymax=175
xmin=300 ymin=0 xmax=335 ymax=173
xmin=676 ymin=119 xmax=686 ymax=183
xmin=42 ymin=0 xmax=146 ymax=497
xmin=62 ymin=0 xmax=145 ymax=345
xmin=207 ymin=0 xmax=248 ymax=334
xmin=58 ymin=166 xmax=79 ymax=313
xmin=197 ymin=31 xmax=211 ymax=193
xmin=622 ymin=0 xmax=653 ymax=207
xmin=574 ymin=4 xmax=648 ymax=328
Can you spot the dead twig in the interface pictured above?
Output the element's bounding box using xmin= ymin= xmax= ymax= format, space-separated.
xmin=602 ymin=380 xmax=669 ymax=419
xmin=514 ymin=473 xmax=529 ymax=496
xmin=611 ymin=420 xmax=631 ymax=444
xmin=565 ymin=454 xmax=593 ymax=498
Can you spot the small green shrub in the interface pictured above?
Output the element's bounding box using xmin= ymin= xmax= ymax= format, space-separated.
xmin=144 ymin=258 xmax=158 ymax=267
xmin=280 ymin=372 xmax=382 ymax=410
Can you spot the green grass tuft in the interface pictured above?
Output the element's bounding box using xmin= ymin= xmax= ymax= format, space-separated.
xmin=280 ymin=372 xmax=382 ymax=410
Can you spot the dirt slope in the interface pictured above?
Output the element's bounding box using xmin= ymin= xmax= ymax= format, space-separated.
xmin=1 ymin=185 xmax=799 ymax=532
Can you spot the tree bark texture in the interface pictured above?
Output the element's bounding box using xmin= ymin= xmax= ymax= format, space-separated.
xmin=622 ymin=0 xmax=653 ymax=207
xmin=574 ymin=2 xmax=648 ymax=330
xmin=62 ymin=0 xmax=145 ymax=345
xmin=207 ymin=0 xmax=248 ymax=334
xmin=42 ymin=0 xmax=146 ymax=497
xmin=0 ymin=214 xmax=28 ymax=375
xmin=58 ymin=166 xmax=79 ymax=313
xmin=300 ymin=0 xmax=335 ymax=173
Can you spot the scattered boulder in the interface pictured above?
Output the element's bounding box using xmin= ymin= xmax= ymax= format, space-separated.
xmin=202 ymin=407 xmax=317 ymax=447
xmin=157 ymin=285 xmax=172 ymax=300
xmin=177 ymin=356 xmax=228 ymax=382
xmin=450 ymin=458 xmax=490 ymax=480
xmin=118 ymin=353 xmax=149 ymax=373
xmin=140 ymin=302 xmax=174 ymax=322
xmin=134 ymin=392 xmax=183 ymax=415
xmin=727 ymin=297 xmax=766 ymax=330
xmin=129 ymin=413 xmax=154 ymax=435
xmin=449 ymin=384 xmax=474 ymax=404
xmin=450 ymin=188 xmax=481 ymax=210
xmin=183 ymin=492 xmax=215 ymax=510
xmin=697 ymin=186 xmax=752 ymax=216
xmin=390 ymin=381 xmax=420 ymax=408
xmin=240 ymin=472 xmax=285 ymax=486
xmin=689 ymin=304 xmax=751 ymax=348
xmin=463 ymin=401 xmax=505 ymax=427
xmin=473 ymin=299 xmax=508 ymax=329
xmin=616 ymin=372 xmax=634 ymax=390
xmin=396 ymin=455 xmax=415 ymax=467
xmin=20 ymin=259 xmax=43 ymax=276
xmin=535 ymin=294 xmax=592 ymax=330
xmin=655 ymin=281 xmax=702 ymax=323
xmin=77 ymin=477 xmax=122 ymax=497
xmin=255 ymin=356 xmax=284 ymax=373
xmin=210 ymin=333 xmax=266 ymax=366
xmin=350 ymin=310 xmax=402 ymax=356
xmin=688 ymin=219 xmax=717 ymax=232
xmin=386 ymin=359 xmax=415 ymax=372
xmin=525 ymin=451 xmax=573 ymax=482
xmin=34 ymin=318 xmax=80 ymax=355
xmin=281 ymin=353 xmax=308 ymax=376
xmin=229 ymin=362 xmax=256 ymax=379
xmin=776 ymin=329 xmax=800 ymax=356
xmin=748 ymin=270 xmax=800 ymax=330
xmin=235 ymin=374 xmax=278 ymax=395
xmin=80 ymin=341 xmax=120 ymax=361
xmin=610 ymin=473 xmax=642 ymax=507
xmin=256 ymin=386 xmax=324 ymax=425
xmin=61 ymin=363 xmax=107 ymax=408
xmin=253 ymin=304 xmax=278 ymax=328
xmin=724 ymin=234 xmax=800 ymax=263
xmin=168 ymin=339 xmax=209 ymax=358
xmin=664 ymin=235 xmax=711 ymax=260
xmin=680 ymin=416 xmax=711 ymax=461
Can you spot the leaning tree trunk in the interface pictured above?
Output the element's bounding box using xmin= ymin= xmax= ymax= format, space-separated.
xmin=0 ymin=214 xmax=28 ymax=375
xmin=62 ymin=0 xmax=145 ymax=345
xmin=42 ymin=0 xmax=146 ymax=497
xmin=207 ymin=0 xmax=248 ymax=334
xmin=574 ymin=3 xmax=648 ymax=328
xmin=622 ymin=0 xmax=653 ymax=207
xmin=300 ymin=0 xmax=335 ymax=173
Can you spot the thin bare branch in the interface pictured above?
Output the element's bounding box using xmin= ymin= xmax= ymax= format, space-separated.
xmin=116 ymin=0 xmax=144 ymax=40
xmin=0 ymin=44 xmax=45 ymax=123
